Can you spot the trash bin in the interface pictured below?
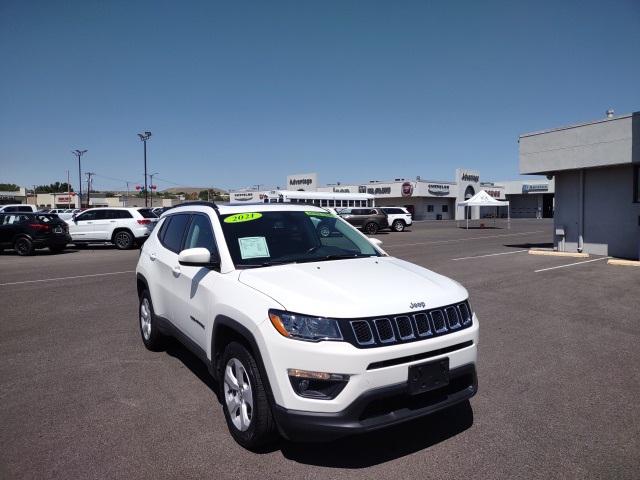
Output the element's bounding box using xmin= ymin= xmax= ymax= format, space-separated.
xmin=436 ymin=214 xmax=442 ymax=220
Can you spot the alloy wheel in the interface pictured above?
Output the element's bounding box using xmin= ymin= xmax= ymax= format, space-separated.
xmin=140 ymin=297 xmax=152 ymax=341
xmin=224 ymin=358 xmax=253 ymax=432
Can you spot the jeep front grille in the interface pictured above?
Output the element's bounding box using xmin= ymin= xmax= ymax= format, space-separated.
xmin=344 ymin=301 xmax=473 ymax=348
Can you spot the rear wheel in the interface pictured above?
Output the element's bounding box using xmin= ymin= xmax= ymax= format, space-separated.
xmin=392 ymin=220 xmax=405 ymax=232
xmin=113 ymin=230 xmax=134 ymax=250
xmin=139 ymin=290 xmax=166 ymax=351
xmin=364 ymin=222 xmax=379 ymax=235
xmin=14 ymin=237 xmax=34 ymax=256
xmin=220 ymin=342 xmax=276 ymax=450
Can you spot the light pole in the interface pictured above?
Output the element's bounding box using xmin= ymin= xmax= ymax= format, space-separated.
xmin=72 ymin=149 xmax=87 ymax=207
xmin=149 ymin=172 xmax=158 ymax=207
xmin=137 ymin=131 xmax=152 ymax=206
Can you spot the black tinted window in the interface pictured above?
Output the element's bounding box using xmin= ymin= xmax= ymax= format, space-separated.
xmin=111 ymin=210 xmax=133 ymax=219
xmin=137 ymin=209 xmax=157 ymax=218
xmin=184 ymin=215 xmax=217 ymax=253
xmin=76 ymin=210 xmax=98 ymax=221
xmin=93 ymin=210 xmax=110 ymax=220
xmin=161 ymin=214 xmax=190 ymax=253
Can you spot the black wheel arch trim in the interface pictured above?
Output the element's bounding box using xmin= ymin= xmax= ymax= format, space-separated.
xmin=211 ymin=315 xmax=277 ymax=408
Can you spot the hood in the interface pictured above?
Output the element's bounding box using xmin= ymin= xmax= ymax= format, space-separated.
xmin=238 ymin=256 xmax=468 ymax=318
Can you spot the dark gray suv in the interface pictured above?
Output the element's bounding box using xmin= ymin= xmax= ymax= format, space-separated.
xmin=338 ymin=208 xmax=388 ymax=234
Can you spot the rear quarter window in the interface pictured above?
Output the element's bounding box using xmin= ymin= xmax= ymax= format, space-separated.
xmin=137 ymin=209 xmax=157 ymax=218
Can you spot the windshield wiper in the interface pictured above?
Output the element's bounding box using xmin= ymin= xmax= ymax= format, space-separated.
xmin=237 ymin=260 xmax=297 ymax=268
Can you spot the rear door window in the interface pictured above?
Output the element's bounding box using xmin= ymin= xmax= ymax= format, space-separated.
xmin=137 ymin=209 xmax=157 ymax=218
xmin=160 ymin=214 xmax=190 ymax=253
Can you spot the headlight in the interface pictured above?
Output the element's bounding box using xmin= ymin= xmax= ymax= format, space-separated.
xmin=268 ymin=309 xmax=343 ymax=342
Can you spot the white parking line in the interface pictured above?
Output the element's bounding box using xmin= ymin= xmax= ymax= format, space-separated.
xmin=0 ymin=270 xmax=135 ymax=286
xmin=452 ymin=250 xmax=528 ymax=261
xmin=384 ymin=230 xmax=546 ymax=248
xmin=534 ymin=257 xmax=610 ymax=273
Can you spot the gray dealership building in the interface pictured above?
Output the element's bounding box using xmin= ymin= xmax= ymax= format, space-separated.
xmin=520 ymin=111 xmax=640 ymax=260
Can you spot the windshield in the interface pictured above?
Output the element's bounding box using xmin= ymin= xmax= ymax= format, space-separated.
xmin=219 ymin=210 xmax=380 ymax=268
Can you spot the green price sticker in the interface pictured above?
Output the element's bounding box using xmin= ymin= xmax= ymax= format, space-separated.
xmin=224 ymin=212 xmax=263 ymax=223
xmin=305 ymin=211 xmax=335 ymax=218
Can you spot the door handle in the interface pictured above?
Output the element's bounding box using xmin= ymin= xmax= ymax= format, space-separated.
xmin=86 ymin=221 xmax=93 ymax=224
xmin=150 ymin=252 xmax=157 ymax=261
xmin=172 ymin=265 xmax=181 ymax=275
xmin=110 ymin=220 xmax=116 ymax=223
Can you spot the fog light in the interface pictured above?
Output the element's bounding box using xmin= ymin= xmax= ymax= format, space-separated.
xmin=287 ymin=369 xmax=349 ymax=400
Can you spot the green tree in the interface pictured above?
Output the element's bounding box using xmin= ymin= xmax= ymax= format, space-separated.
xmin=35 ymin=182 xmax=74 ymax=193
xmin=0 ymin=183 xmax=20 ymax=191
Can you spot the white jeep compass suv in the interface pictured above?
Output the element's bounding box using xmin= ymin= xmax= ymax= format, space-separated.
xmin=136 ymin=202 xmax=478 ymax=449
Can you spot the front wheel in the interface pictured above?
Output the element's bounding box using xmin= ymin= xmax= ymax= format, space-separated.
xmin=392 ymin=220 xmax=405 ymax=232
xmin=364 ymin=222 xmax=379 ymax=235
xmin=14 ymin=237 xmax=34 ymax=256
xmin=220 ymin=342 xmax=276 ymax=450
xmin=113 ymin=230 xmax=134 ymax=250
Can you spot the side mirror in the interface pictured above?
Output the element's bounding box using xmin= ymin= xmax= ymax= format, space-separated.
xmin=369 ymin=238 xmax=383 ymax=247
xmin=178 ymin=247 xmax=220 ymax=268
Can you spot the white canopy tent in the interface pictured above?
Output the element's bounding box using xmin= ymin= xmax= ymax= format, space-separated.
xmin=456 ymin=190 xmax=510 ymax=229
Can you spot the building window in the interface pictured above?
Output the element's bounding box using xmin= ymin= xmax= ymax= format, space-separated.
xmin=427 ymin=205 xmax=434 ymax=212
xmin=321 ymin=199 xmax=327 ymax=206
xmin=442 ymin=205 xmax=448 ymax=213
xmin=635 ymin=165 xmax=640 ymax=203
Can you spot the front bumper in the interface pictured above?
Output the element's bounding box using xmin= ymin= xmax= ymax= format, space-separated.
xmin=273 ymin=363 xmax=477 ymax=441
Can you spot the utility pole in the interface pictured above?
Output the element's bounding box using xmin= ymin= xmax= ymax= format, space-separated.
xmin=67 ymin=170 xmax=71 ymax=208
xmin=137 ymin=132 xmax=152 ymax=206
xmin=72 ymin=149 xmax=87 ymax=207
xmin=85 ymin=172 xmax=95 ymax=208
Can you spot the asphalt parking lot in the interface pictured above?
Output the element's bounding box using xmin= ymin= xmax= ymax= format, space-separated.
xmin=1 ymin=219 xmax=638 ymax=479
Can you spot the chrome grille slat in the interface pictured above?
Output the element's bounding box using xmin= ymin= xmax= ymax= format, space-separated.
xmin=394 ymin=316 xmax=415 ymax=340
xmin=373 ymin=318 xmax=396 ymax=343
xmin=430 ymin=310 xmax=448 ymax=334
xmin=445 ymin=306 xmax=461 ymax=330
xmin=350 ymin=320 xmax=375 ymax=345
xmin=413 ymin=313 xmax=433 ymax=337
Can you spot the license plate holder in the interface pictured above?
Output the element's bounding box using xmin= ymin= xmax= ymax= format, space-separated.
xmin=408 ymin=358 xmax=449 ymax=395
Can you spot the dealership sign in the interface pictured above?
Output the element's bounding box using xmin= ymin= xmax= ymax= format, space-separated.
xmin=286 ymin=173 xmax=318 ymax=191
xmin=232 ymin=192 xmax=257 ymax=202
xmin=461 ymin=173 xmax=480 ymax=182
xmin=523 ymin=184 xmax=548 ymax=193
xmin=427 ymin=184 xmax=450 ymax=196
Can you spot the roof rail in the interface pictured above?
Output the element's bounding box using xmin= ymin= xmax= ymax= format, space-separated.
xmin=174 ymin=201 xmax=219 ymax=210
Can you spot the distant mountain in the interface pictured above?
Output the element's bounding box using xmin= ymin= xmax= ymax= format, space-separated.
xmin=161 ymin=186 xmax=228 ymax=194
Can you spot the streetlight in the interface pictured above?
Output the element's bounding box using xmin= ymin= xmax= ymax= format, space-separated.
xmin=149 ymin=172 xmax=158 ymax=207
xmin=72 ymin=149 xmax=87 ymax=207
xmin=137 ymin=131 xmax=152 ymax=206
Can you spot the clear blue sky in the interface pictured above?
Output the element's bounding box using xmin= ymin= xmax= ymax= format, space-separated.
xmin=1 ymin=0 xmax=639 ymax=192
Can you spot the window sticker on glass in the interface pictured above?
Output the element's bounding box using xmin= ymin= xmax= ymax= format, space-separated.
xmin=224 ymin=212 xmax=263 ymax=223
xmin=238 ymin=236 xmax=270 ymax=259
xmin=305 ymin=211 xmax=334 ymax=218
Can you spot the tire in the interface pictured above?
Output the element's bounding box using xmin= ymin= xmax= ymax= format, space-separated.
xmin=364 ymin=222 xmax=379 ymax=235
xmin=138 ymin=289 xmax=166 ymax=351
xmin=392 ymin=220 xmax=405 ymax=232
xmin=14 ymin=237 xmax=34 ymax=256
xmin=49 ymin=245 xmax=66 ymax=254
xmin=113 ymin=230 xmax=134 ymax=250
xmin=220 ymin=342 xmax=277 ymax=450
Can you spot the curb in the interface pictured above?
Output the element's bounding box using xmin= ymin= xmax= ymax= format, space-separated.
xmin=607 ymin=258 xmax=640 ymax=267
xmin=528 ymin=249 xmax=589 ymax=258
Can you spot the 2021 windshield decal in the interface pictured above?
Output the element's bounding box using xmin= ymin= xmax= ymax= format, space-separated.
xmin=223 ymin=213 xmax=263 ymax=223
xmin=305 ymin=211 xmax=335 ymax=218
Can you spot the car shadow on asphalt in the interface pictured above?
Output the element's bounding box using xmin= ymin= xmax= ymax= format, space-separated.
xmin=277 ymin=400 xmax=473 ymax=468
xmin=0 ymin=248 xmax=80 ymax=256
xmin=504 ymin=242 xmax=554 ymax=249
xmin=164 ymin=339 xmax=474 ymax=467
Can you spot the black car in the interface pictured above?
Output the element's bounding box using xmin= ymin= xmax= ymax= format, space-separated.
xmin=0 ymin=213 xmax=72 ymax=255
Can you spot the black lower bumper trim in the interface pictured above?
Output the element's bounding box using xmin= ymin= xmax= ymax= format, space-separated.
xmin=273 ymin=363 xmax=477 ymax=441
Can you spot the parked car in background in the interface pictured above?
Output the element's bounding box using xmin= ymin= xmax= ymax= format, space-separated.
xmin=378 ymin=207 xmax=413 ymax=232
xmin=65 ymin=207 xmax=158 ymax=249
xmin=152 ymin=206 xmax=172 ymax=216
xmin=337 ymin=207 xmax=388 ymax=234
xmin=0 ymin=204 xmax=38 ymax=213
xmin=0 ymin=213 xmax=71 ymax=255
